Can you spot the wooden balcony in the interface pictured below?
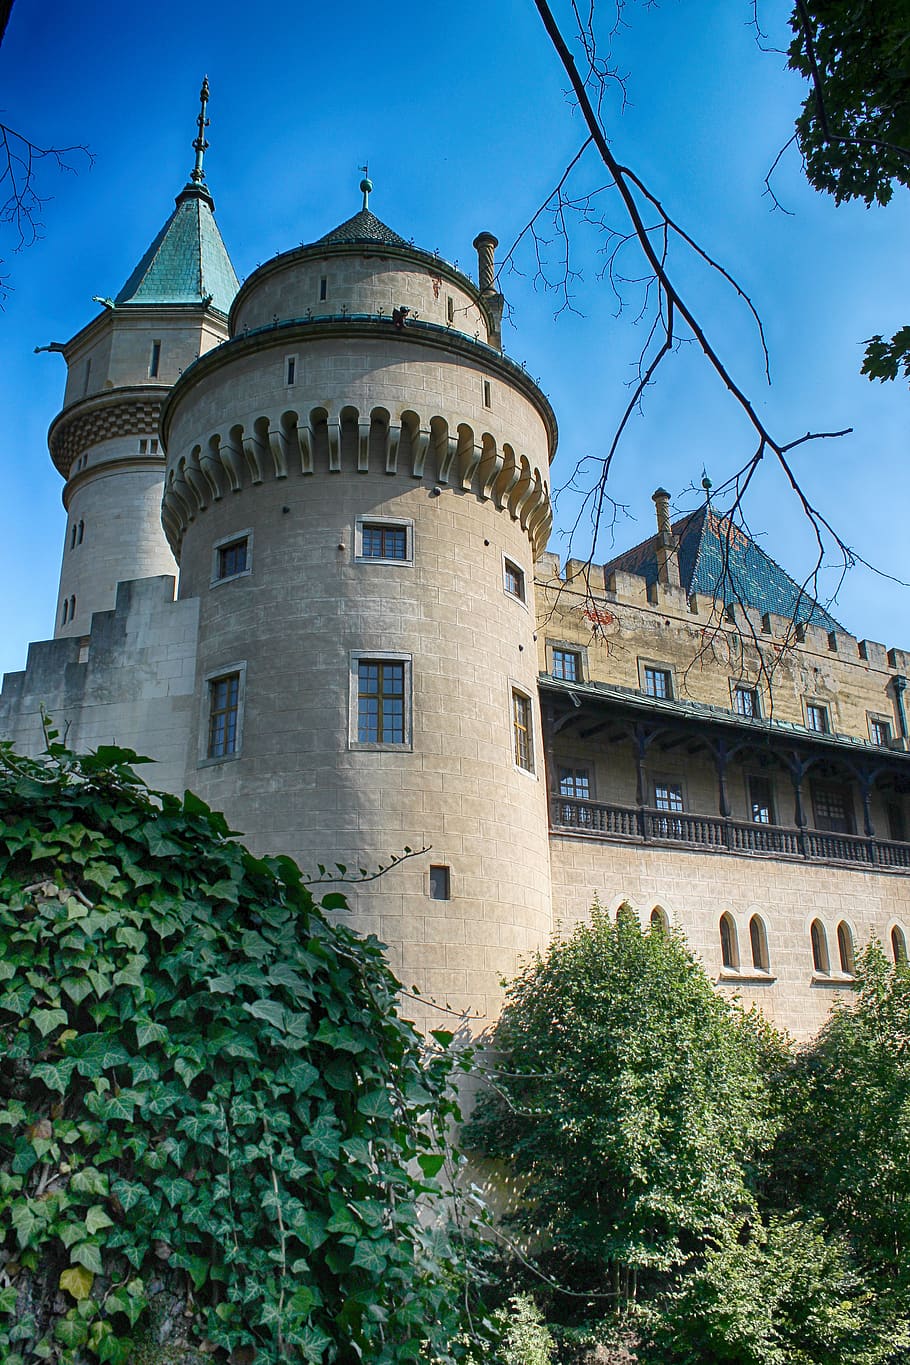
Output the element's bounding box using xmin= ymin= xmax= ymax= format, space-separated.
xmin=551 ymin=796 xmax=910 ymax=872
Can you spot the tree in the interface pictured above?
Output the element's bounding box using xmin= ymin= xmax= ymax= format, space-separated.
xmin=0 ymin=734 xmax=489 ymax=1364
xmin=787 ymin=0 xmax=910 ymax=382
xmin=775 ymin=942 xmax=910 ymax=1281
xmin=466 ymin=906 xmax=783 ymax=1319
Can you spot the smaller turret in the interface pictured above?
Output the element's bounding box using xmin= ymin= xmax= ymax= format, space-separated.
xmin=44 ymin=80 xmax=239 ymax=638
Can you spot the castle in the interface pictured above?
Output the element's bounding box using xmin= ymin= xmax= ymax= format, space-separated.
xmin=3 ymin=88 xmax=909 ymax=1039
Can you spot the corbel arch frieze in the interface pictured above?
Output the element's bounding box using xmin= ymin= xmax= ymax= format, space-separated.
xmin=162 ymin=401 xmax=552 ymax=558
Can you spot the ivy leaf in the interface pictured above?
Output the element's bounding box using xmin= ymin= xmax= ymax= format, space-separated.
xmin=134 ymin=1018 xmax=168 ymax=1047
xmin=31 ymin=1058 xmax=77 ymax=1093
xmin=357 ymin=1089 xmax=395 ymax=1120
xmin=58 ymin=1265 xmax=94 ymax=1301
xmin=71 ymin=1240 xmax=104 ymax=1275
xmin=11 ymin=1200 xmax=43 ymax=1248
xmin=417 ymin=1153 xmax=446 ymax=1179
xmin=31 ymin=1007 xmax=69 ymax=1037
xmin=84 ymin=1205 xmax=114 ymax=1235
xmin=68 ymin=1033 xmax=131 ymax=1077
xmin=244 ymin=998 xmax=287 ymax=1032
xmin=0 ymin=983 xmax=35 ymax=1016
xmin=350 ymin=1239 xmax=388 ymax=1275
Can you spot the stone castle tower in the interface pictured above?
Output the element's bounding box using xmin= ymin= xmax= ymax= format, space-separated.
xmin=5 ymin=87 xmax=910 ymax=1042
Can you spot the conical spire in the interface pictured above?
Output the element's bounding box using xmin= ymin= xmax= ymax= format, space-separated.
xmin=114 ymin=80 xmax=239 ymax=313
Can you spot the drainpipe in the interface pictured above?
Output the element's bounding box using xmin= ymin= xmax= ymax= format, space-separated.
xmin=893 ymin=674 xmax=908 ymax=741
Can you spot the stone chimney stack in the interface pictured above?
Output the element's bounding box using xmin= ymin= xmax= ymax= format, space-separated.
xmin=652 ymin=487 xmax=681 ymax=588
xmin=473 ymin=230 xmax=503 ymax=350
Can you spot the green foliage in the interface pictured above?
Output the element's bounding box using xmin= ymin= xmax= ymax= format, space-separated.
xmin=643 ymin=1215 xmax=899 ymax=1365
xmin=788 ymin=0 xmax=910 ymax=208
xmin=0 ymin=734 xmax=486 ymax=1363
xmin=466 ymin=906 xmax=784 ymax=1315
xmin=862 ymin=325 xmax=910 ymax=382
xmin=775 ymin=942 xmax=910 ymax=1280
xmin=462 ymin=1294 xmax=555 ymax=1365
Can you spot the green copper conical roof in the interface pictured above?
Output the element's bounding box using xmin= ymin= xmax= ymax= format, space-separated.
xmin=114 ymin=183 xmax=239 ymax=313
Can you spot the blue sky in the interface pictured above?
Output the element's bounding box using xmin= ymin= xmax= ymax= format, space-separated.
xmin=0 ymin=0 xmax=907 ymax=679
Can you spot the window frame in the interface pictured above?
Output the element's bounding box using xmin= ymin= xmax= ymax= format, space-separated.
xmin=749 ymin=914 xmax=770 ymax=972
xmin=804 ymin=700 xmax=830 ymax=734
xmin=810 ymin=918 xmax=830 ymax=975
xmin=199 ymin=661 xmax=247 ymax=767
xmin=747 ymin=773 xmax=776 ymax=825
xmin=639 ymin=659 xmax=674 ymax=700
xmin=349 ymin=652 xmax=413 ymax=751
xmin=211 ymin=530 xmax=253 ymax=587
xmin=502 ymin=555 xmax=527 ymax=604
xmin=811 ymin=780 xmax=856 ymax=835
xmin=429 ymin=865 xmax=451 ymax=901
xmin=511 ymin=686 xmax=536 ymax=775
xmin=731 ymin=682 xmax=761 ymax=718
xmin=284 ymin=353 xmax=298 ymax=386
xmin=354 ymin=516 xmax=414 ymax=566
xmin=868 ymin=713 xmax=893 ymax=747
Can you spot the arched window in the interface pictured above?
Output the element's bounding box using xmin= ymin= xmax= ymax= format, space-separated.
xmin=810 ymin=919 xmax=829 ymax=974
xmin=892 ymin=926 xmax=907 ymax=965
xmin=837 ymin=922 xmax=855 ymax=974
xmin=720 ymin=913 xmax=739 ymax=970
xmin=749 ymin=915 xmax=769 ymax=971
xmin=650 ymin=906 xmax=667 ymax=933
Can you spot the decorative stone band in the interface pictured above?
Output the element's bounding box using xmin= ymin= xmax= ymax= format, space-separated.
xmin=48 ymin=388 xmax=165 ymax=479
xmin=161 ymin=404 xmax=553 ymax=559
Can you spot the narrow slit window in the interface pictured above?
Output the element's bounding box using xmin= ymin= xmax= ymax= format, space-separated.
xmin=811 ymin=919 xmax=829 ymax=974
xmin=70 ymin=524 xmax=77 ymax=550
xmin=447 ymin=295 xmax=454 ymax=323
xmin=429 ymin=865 xmax=451 ymax=901
xmin=62 ymin=599 xmax=69 ymax=625
xmin=720 ymin=913 xmax=738 ymax=970
xmin=149 ymin=340 xmax=161 ymax=378
xmin=83 ymin=358 xmax=92 ymax=395
xmin=749 ymin=915 xmax=769 ymax=971
xmin=286 ymin=356 xmax=296 ymax=385
xmin=483 ymin=379 xmax=492 ymax=408
xmin=319 ymin=276 xmax=327 ymax=301
xmin=77 ymin=521 xmax=84 ymax=545
xmin=512 ymin=690 xmax=534 ymax=772
xmin=208 ymin=673 xmax=241 ymax=759
xmin=837 ymin=922 xmax=855 ymax=974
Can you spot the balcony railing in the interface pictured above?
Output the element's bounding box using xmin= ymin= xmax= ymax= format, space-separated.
xmin=551 ymin=796 xmax=910 ymax=872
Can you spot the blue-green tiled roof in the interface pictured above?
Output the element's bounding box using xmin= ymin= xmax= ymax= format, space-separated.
xmin=115 ymin=185 xmax=239 ymax=312
xmin=315 ymin=208 xmax=409 ymax=248
xmin=603 ymin=506 xmax=843 ymax=632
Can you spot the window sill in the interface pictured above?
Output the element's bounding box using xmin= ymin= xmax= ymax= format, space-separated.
xmin=811 ymin=972 xmax=855 ymax=987
xmin=198 ymin=751 xmax=242 ymax=768
xmin=210 ymin=568 xmax=252 ymax=588
xmin=349 ymin=741 xmax=413 ymax=753
xmin=718 ymin=969 xmax=777 ymax=984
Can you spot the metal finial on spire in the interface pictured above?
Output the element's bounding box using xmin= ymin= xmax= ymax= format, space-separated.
xmin=191 ymin=76 xmax=210 ymax=185
xmin=359 ymin=163 xmax=372 ymax=211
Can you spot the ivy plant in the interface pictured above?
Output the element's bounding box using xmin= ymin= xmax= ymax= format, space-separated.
xmin=0 ymin=733 xmax=486 ymax=1363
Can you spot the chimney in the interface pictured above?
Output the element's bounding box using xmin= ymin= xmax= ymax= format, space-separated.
xmin=652 ymin=488 xmax=681 ymax=588
xmin=472 ymin=231 xmax=504 ymax=350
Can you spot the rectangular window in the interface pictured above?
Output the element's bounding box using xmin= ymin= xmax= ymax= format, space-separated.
xmin=812 ymin=781 xmax=855 ymax=834
xmin=558 ymin=765 xmax=590 ymax=800
xmin=644 ymin=666 xmax=672 ymax=699
xmin=138 ymin=438 xmax=160 ymax=455
xmin=208 ymin=673 xmax=241 ymax=759
xmin=748 ymin=775 xmax=775 ymax=825
xmin=512 ymin=690 xmax=534 ymax=772
xmin=870 ymin=717 xmax=892 ymax=746
xmin=806 ymin=702 xmax=829 ymax=734
xmin=447 ymin=296 xmax=454 ymax=323
xmin=483 ymin=379 xmax=492 ymax=408
xmin=285 ymin=356 xmax=296 ymax=385
xmin=654 ymin=781 xmax=684 ymax=812
xmin=149 ymin=340 xmax=161 ymax=378
xmin=887 ymin=801 xmax=906 ymax=842
xmin=358 ymin=660 xmax=406 ymax=744
xmin=503 ymin=558 xmax=525 ymax=602
xmin=733 ymin=685 xmax=759 ymax=717
xmin=362 ymin=523 xmax=407 ymax=560
xmin=552 ymin=649 xmax=580 ymax=682
xmin=319 ymin=276 xmax=327 ymax=301
xmin=429 ymin=865 xmax=451 ymax=900
xmin=217 ymin=537 xmax=248 ymax=580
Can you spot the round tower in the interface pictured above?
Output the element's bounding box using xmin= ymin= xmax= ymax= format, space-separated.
xmin=46 ymin=81 xmax=239 ymax=639
xmin=161 ymin=183 xmax=556 ymax=1029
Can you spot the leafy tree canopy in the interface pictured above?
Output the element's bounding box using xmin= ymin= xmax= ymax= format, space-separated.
xmin=0 ymin=734 xmax=485 ymax=1364
xmin=466 ymin=905 xmax=784 ymax=1315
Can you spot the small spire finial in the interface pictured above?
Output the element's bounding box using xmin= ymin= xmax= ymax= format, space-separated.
xmin=191 ymin=76 xmax=210 ymax=185
xmin=359 ymin=163 xmax=372 ymax=211
xmin=701 ymin=469 xmax=713 ymax=499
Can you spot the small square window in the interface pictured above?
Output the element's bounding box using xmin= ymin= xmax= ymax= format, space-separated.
xmin=644 ymin=666 xmax=672 ymax=699
xmin=654 ymin=781 xmax=684 ymax=812
xmin=733 ymin=685 xmax=759 ymax=717
xmin=806 ymin=702 xmax=829 ymax=734
xmin=512 ymin=690 xmax=534 ymax=772
xmin=870 ymin=717 xmax=892 ymax=746
xmin=504 ymin=558 xmax=525 ymax=602
xmin=208 ymin=673 xmax=241 ymax=759
xmin=138 ymin=438 xmax=160 ymax=456
xmin=552 ymin=648 xmax=580 ymax=682
xmin=558 ymin=765 xmax=590 ymax=799
xmin=217 ymin=537 xmax=249 ymax=580
xmin=362 ymin=524 xmax=407 ymax=560
xmin=429 ymin=865 xmax=451 ymax=900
